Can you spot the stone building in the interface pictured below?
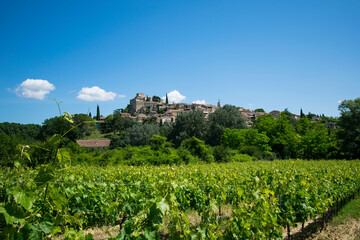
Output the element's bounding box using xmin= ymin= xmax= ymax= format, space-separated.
xmin=129 ymin=93 xmax=160 ymax=115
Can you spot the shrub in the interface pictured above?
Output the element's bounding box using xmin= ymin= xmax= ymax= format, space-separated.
xmin=232 ymin=153 xmax=252 ymax=162
xmin=212 ymin=145 xmax=234 ymax=163
xmin=181 ymin=137 xmax=214 ymax=162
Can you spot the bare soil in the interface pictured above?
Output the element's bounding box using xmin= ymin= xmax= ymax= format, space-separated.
xmin=307 ymin=218 xmax=360 ymax=240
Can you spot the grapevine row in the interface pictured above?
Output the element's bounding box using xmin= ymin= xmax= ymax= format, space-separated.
xmin=1 ymin=160 xmax=360 ymax=239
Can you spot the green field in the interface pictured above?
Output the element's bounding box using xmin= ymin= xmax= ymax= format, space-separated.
xmin=1 ymin=160 xmax=360 ymax=239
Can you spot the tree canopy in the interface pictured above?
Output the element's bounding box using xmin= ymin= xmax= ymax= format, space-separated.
xmin=337 ymin=98 xmax=360 ymax=159
xmin=206 ymin=105 xmax=247 ymax=146
xmin=168 ymin=111 xmax=207 ymax=146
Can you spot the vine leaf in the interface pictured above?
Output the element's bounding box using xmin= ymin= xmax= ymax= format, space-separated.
xmin=57 ymin=148 xmax=71 ymax=164
xmin=34 ymin=166 xmax=55 ymax=185
xmin=13 ymin=187 xmax=35 ymax=211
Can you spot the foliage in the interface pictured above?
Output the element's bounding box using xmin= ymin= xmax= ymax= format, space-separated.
xmin=297 ymin=117 xmax=336 ymax=159
xmin=142 ymin=116 xmax=158 ymax=124
xmin=180 ymin=137 xmax=214 ymax=162
xmin=0 ymin=122 xmax=41 ymax=142
xmin=120 ymin=104 xmax=131 ymax=113
xmin=122 ymin=124 xmax=160 ymax=147
xmin=107 ymin=111 xmax=134 ymax=134
xmin=337 ymin=98 xmax=360 ymax=159
xmin=282 ymin=108 xmax=298 ymax=128
xmin=148 ymin=135 xmax=169 ymax=151
xmin=168 ymin=111 xmax=207 ymax=146
xmin=211 ymin=145 xmax=234 ymax=162
xmin=221 ymin=128 xmax=272 ymax=159
xmin=0 ymin=133 xmax=21 ymax=166
xmin=72 ymin=114 xmax=97 ymax=139
xmin=152 ymin=96 xmax=161 ymax=102
xmin=211 ymin=145 xmax=252 ymax=163
xmin=232 ymin=152 xmax=254 ymax=162
xmin=254 ymin=108 xmax=265 ymax=112
xmin=156 ymin=108 xmax=166 ymax=114
xmin=254 ymin=113 xmax=299 ymax=158
xmin=206 ymin=105 xmax=247 ymax=146
xmin=1 ymin=160 xmax=360 ymax=239
xmin=40 ymin=116 xmax=76 ymax=141
xmin=39 ymin=114 xmax=96 ymax=142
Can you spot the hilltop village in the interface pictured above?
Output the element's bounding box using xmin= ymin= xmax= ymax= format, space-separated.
xmin=116 ymin=93 xmax=292 ymax=126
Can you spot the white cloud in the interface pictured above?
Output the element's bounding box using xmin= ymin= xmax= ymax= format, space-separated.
xmin=162 ymin=90 xmax=186 ymax=103
xmin=16 ymin=79 xmax=55 ymax=100
xmin=77 ymin=86 xmax=116 ymax=101
xmin=117 ymin=94 xmax=126 ymax=98
xmin=192 ymin=100 xmax=206 ymax=104
xmin=338 ymin=100 xmax=343 ymax=104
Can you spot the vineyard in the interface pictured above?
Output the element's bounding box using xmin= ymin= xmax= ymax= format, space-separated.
xmin=1 ymin=160 xmax=360 ymax=239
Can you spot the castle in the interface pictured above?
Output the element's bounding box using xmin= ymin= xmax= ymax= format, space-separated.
xmin=128 ymin=93 xmax=219 ymax=125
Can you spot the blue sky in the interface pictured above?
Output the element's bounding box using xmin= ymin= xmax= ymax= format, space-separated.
xmin=1 ymin=0 xmax=359 ymax=124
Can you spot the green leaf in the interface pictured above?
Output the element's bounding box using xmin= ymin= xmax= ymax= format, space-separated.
xmin=29 ymin=228 xmax=44 ymax=240
xmin=34 ymin=166 xmax=55 ymax=185
xmin=37 ymin=221 xmax=54 ymax=234
xmin=149 ymin=204 xmax=162 ymax=225
xmin=156 ymin=198 xmax=169 ymax=216
xmin=144 ymin=228 xmax=159 ymax=240
xmin=57 ymin=148 xmax=71 ymax=164
xmin=64 ymin=111 xmax=74 ymax=124
xmin=13 ymin=187 xmax=35 ymax=211
xmin=1 ymin=206 xmax=25 ymax=225
xmin=19 ymin=223 xmax=43 ymax=240
xmin=116 ymin=220 xmax=133 ymax=239
xmin=48 ymin=134 xmax=61 ymax=144
xmin=50 ymin=187 xmax=68 ymax=210
xmin=4 ymin=203 xmax=27 ymax=221
xmin=209 ymin=199 xmax=218 ymax=213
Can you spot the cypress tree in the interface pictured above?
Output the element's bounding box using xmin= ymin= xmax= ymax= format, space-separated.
xmin=166 ymin=93 xmax=169 ymax=104
xmin=300 ymin=108 xmax=305 ymax=118
xmin=96 ymin=105 xmax=100 ymax=121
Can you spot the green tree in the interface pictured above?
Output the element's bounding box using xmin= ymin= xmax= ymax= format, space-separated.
xmin=96 ymin=105 xmax=100 ymax=121
xmin=166 ymin=93 xmax=169 ymax=104
xmin=337 ymin=98 xmax=360 ymax=159
xmin=40 ymin=116 xmax=76 ymax=141
xmin=300 ymin=108 xmax=305 ymax=118
xmin=254 ymin=113 xmax=299 ymax=159
xmin=180 ymin=137 xmax=213 ymax=162
xmin=111 ymin=111 xmax=134 ymax=134
xmin=169 ymin=111 xmax=207 ymax=146
xmin=103 ymin=114 xmax=114 ymax=133
xmin=72 ymin=114 xmax=96 ymax=138
xmin=297 ymin=117 xmax=335 ymax=159
xmin=0 ymin=133 xmax=20 ymax=166
xmin=254 ymin=108 xmax=265 ymax=112
xmin=142 ymin=116 xmax=158 ymax=124
xmin=221 ymin=128 xmax=272 ymax=158
xmin=152 ymin=96 xmax=161 ymax=102
xmin=148 ymin=135 xmax=169 ymax=151
xmin=0 ymin=122 xmax=41 ymax=142
xmin=120 ymin=104 xmax=131 ymax=113
xmin=282 ymin=108 xmax=297 ymax=128
xmin=123 ymin=124 xmax=160 ymax=146
xmin=206 ymin=105 xmax=247 ymax=146
xmin=307 ymin=112 xmax=317 ymax=120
